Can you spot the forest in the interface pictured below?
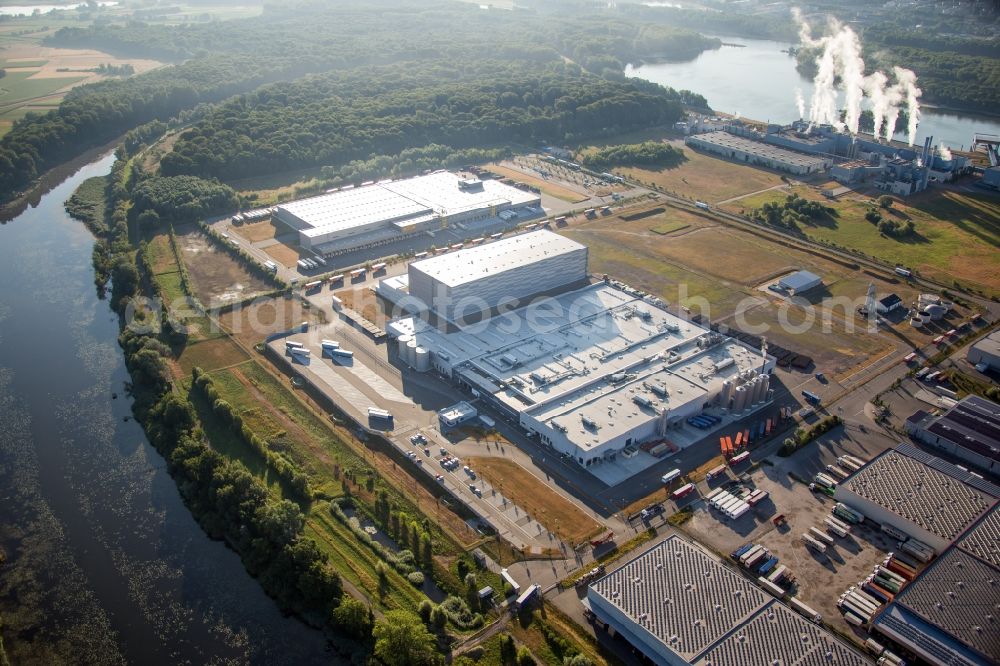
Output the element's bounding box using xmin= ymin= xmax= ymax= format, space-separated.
xmin=580 ymin=141 xmax=686 ymax=170
xmin=0 ymin=0 xmax=718 ymax=202
xmin=159 ymin=62 xmax=686 ymax=181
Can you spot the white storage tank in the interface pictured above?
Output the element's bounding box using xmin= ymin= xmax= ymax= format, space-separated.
xmin=733 ymin=385 xmax=748 ymax=412
xmin=923 ymin=304 xmax=946 ymax=321
xmin=406 ymin=339 xmax=418 ymax=367
xmin=397 ymin=334 xmax=412 ymax=359
xmin=414 ymin=347 xmax=430 ymax=372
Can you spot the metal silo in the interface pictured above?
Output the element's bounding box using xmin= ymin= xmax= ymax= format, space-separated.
xmin=414 ymin=347 xmax=430 ymax=372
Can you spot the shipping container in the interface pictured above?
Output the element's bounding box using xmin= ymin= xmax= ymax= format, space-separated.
xmin=350 ymin=268 xmax=366 ymax=278
xmin=744 ymin=548 xmax=768 ymax=569
xmin=903 ymin=352 xmax=917 ymax=363
xmin=367 ymin=407 xmax=392 ymax=420
xmin=330 ymin=348 xmax=354 ymax=359
xmin=802 ymin=534 xmax=827 ymax=554
xmin=809 ymin=526 xmax=835 ymax=545
xmin=731 ymin=543 xmax=753 ymax=559
xmin=825 ymin=518 xmax=849 ymax=538
xmin=728 ymin=503 xmax=751 ymax=520
xmin=757 ymin=576 xmax=784 ymax=597
xmin=758 ymin=556 xmax=779 ymax=575
xmin=290 ymin=347 xmax=310 ymax=357
xmin=740 ymin=545 xmax=765 ymax=566
xmin=747 ymin=490 xmax=769 ymax=507
xmin=729 ymin=451 xmax=750 ymax=466
xmin=671 ymin=483 xmax=695 ymax=500
xmin=321 ymin=339 xmax=340 ymax=349
xmin=371 ymin=262 xmax=387 ymax=272
xmin=285 ymin=340 xmax=304 ymax=349
xmin=328 ymin=274 xmax=344 ymax=284
xmin=789 ymin=597 xmax=822 ymax=623
xmin=707 ymin=464 xmax=727 ymax=480
xmin=767 ymin=565 xmax=787 ymax=584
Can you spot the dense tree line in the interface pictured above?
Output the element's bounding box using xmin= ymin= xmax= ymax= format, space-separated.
xmin=1 ymin=0 xmax=721 ymax=202
xmin=581 ymin=141 xmax=685 ymax=170
xmin=159 ymin=62 xmax=685 ymax=181
xmin=129 ymin=175 xmax=237 ymax=224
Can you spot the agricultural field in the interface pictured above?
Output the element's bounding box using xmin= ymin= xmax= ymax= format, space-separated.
xmin=217 ymin=294 xmax=320 ymax=350
xmin=723 ymin=184 xmax=1000 ymax=295
xmin=466 ymin=457 xmax=603 ymax=547
xmin=174 ymin=226 xmax=275 ymax=306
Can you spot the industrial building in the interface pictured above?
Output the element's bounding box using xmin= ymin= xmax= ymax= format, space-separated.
xmin=684 ymin=131 xmax=832 ymax=175
xmin=872 ymin=505 xmax=1000 ymax=665
xmin=967 ymin=329 xmax=1000 ymax=370
xmin=777 ymin=270 xmax=822 ymax=295
xmin=834 ymin=443 xmax=999 ymax=554
xmin=688 ymin=119 xmax=971 ymax=195
xmin=586 ymin=535 xmax=869 ymax=666
xmin=273 ymin=171 xmax=540 ymax=253
xmin=875 ymin=293 xmax=903 ymax=315
xmin=906 ymin=395 xmax=1000 ymax=476
xmin=379 ymin=232 xmax=776 ymax=469
xmin=406 ymin=231 xmax=588 ymax=325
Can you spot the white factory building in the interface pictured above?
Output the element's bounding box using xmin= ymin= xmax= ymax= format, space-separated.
xmin=273 ymin=171 xmax=540 ymax=253
xmin=406 ymin=231 xmax=588 ymax=325
xmin=379 ymin=231 xmax=776 ymax=468
xmin=587 ymin=535 xmax=870 ymax=666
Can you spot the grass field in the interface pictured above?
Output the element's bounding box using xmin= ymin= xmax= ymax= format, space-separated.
xmin=649 ymin=220 xmax=690 ymax=235
xmin=466 ymin=457 xmax=602 ymax=546
xmin=581 ymin=137 xmax=787 ymax=203
xmin=488 ymin=164 xmax=588 ymax=203
xmin=724 ymin=184 xmax=1000 ymax=295
xmin=0 ymin=70 xmax=88 ymax=106
xmin=175 ymin=337 xmax=249 ymax=375
xmin=146 ymin=234 xmax=179 ymax=274
xmin=217 ymin=295 xmax=319 ymax=349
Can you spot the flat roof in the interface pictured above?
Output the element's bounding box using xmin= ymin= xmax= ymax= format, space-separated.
xmin=409 ymin=230 xmax=585 ymax=288
xmin=841 ymin=444 xmax=998 ymax=543
xmin=387 ymin=282 xmax=773 ymax=454
xmin=277 ymin=172 xmax=538 ymax=239
xmin=778 ymin=270 xmax=822 ymax=291
xmin=971 ymin=329 xmax=1000 ymax=359
xmin=688 ymin=131 xmax=831 ymax=168
xmin=589 ymin=536 xmax=868 ymax=664
xmin=956 ymin=505 xmax=1000 ymax=568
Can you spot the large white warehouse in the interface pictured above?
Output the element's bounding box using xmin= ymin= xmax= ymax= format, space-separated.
xmin=407 ymin=231 xmax=588 ymax=325
xmin=380 ymin=239 xmax=775 ymax=468
xmin=274 ymin=171 xmax=540 ymax=253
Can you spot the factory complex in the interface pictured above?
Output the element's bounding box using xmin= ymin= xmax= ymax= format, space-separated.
xmin=274 ymin=171 xmax=540 ymax=253
xmin=830 ymin=444 xmax=1000 ymax=665
xmin=379 ymin=231 xmax=775 ymax=470
xmin=586 ymin=535 xmax=870 ymax=666
xmin=684 ymin=119 xmax=971 ymax=195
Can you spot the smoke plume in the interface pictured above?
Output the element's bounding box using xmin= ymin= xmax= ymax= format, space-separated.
xmin=938 ymin=143 xmax=952 ymax=161
xmin=795 ymin=88 xmax=806 ymax=119
xmin=793 ymin=10 xmax=922 ymax=145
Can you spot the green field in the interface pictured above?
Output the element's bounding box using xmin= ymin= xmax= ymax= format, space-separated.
xmin=0 ymin=70 xmax=88 ymax=106
xmin=725 ymin=185 xmax=1000 ymax=294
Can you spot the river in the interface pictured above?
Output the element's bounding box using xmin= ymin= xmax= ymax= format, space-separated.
xmin=0 ymin=154 xmax=330 ymax=664
xmin=625 ymin=35 xmax=1000 ymax=152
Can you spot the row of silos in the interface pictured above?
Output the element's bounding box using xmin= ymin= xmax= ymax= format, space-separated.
xmin=395 ymin=334 xmax=430 ymax=372
xmin=724 ymin=373 xmax=770 ymax=412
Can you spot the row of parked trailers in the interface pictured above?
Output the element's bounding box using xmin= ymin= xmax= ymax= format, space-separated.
xmin=687 ymin=413 xmax=721 ymax=429
xmin=231 ymin=207 xmax=275 ymax=224
xmin=718 ymin=408 xmax=792 ymax=458
xmin=731 ymin=543 xmax=797 ymax=600
xmin=706 ymin=487 xmax=752 ymax=520
xmin=285 ymin=339 xmax=354 ymax=359
xmin=297 ymin=256 xmax=327 ymax=271
xmin=837 ymin=552 xmax=917 ymax=633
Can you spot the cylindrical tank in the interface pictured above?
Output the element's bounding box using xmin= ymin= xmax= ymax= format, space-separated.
xmin=760 ymin=373 xmax=770 ymax=399
xmin=733 ymin=385 xmax=748 ymax=412
xmin=721 ymin=380 xmax=734 ymax=408
xmin=397 ymin=334 xmax=412 ymax=359
xmin=414 ymin=347 xmax=430 ymax=372
xmin=924 ymin=304 xmax=946 ymax=321
xmin=406 ymin=339 xmax=418 ymax=367
xmin=749 ymin=376 xmax=761 ymax=404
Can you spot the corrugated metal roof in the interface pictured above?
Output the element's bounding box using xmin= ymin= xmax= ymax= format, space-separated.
xmin=694 ymin=601 xmax=870 ymax=666
xmin=893 ymin=548 xmax=1000 ymax=662
xmin=874 ymin=604 xmax=991 ymax=666
xmin=843 ymin=446 xmax=997 ymax=542
xmin=778 ymin=270 xmax=822 ymax=292
xmin=956 ymin=505 xmax=1000 ymax=568
xmin=589 ymin=536 xmax=868 ymax=663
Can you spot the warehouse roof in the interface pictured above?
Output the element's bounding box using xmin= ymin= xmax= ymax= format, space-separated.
xmin=693 ymin=601 xmax=870 ymax=666
xmin=841 ymin=444 xmax=999 ymax=542
xmin=589 ymin=536 xmax=867 ymax=664
xmin=874 ymin=604 xmax=994 ymax=666
xmin=589 ymin=536 xmax=770 ymax=660
xmin=879 ymin=293 xmax=902 ymax=308
xmin=277 ymin=172 xmax=538 ymax=240
xmin=926 ymin=395 xmax=1000 ymax=462
xmin=956 ymin=505 xmax=1000 ymax=568
xmin=688 ymin=131 xmax=831 ymax=169
xmin=409 ymin=230 xmax=585 ymax=288
xmin=970 ymin=329 xmax=1000 ymax=360
xmin=891 ymin=546 xmax=1000 ymax=663
xmin=778 ymin=270 xmax=822 ymax=293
